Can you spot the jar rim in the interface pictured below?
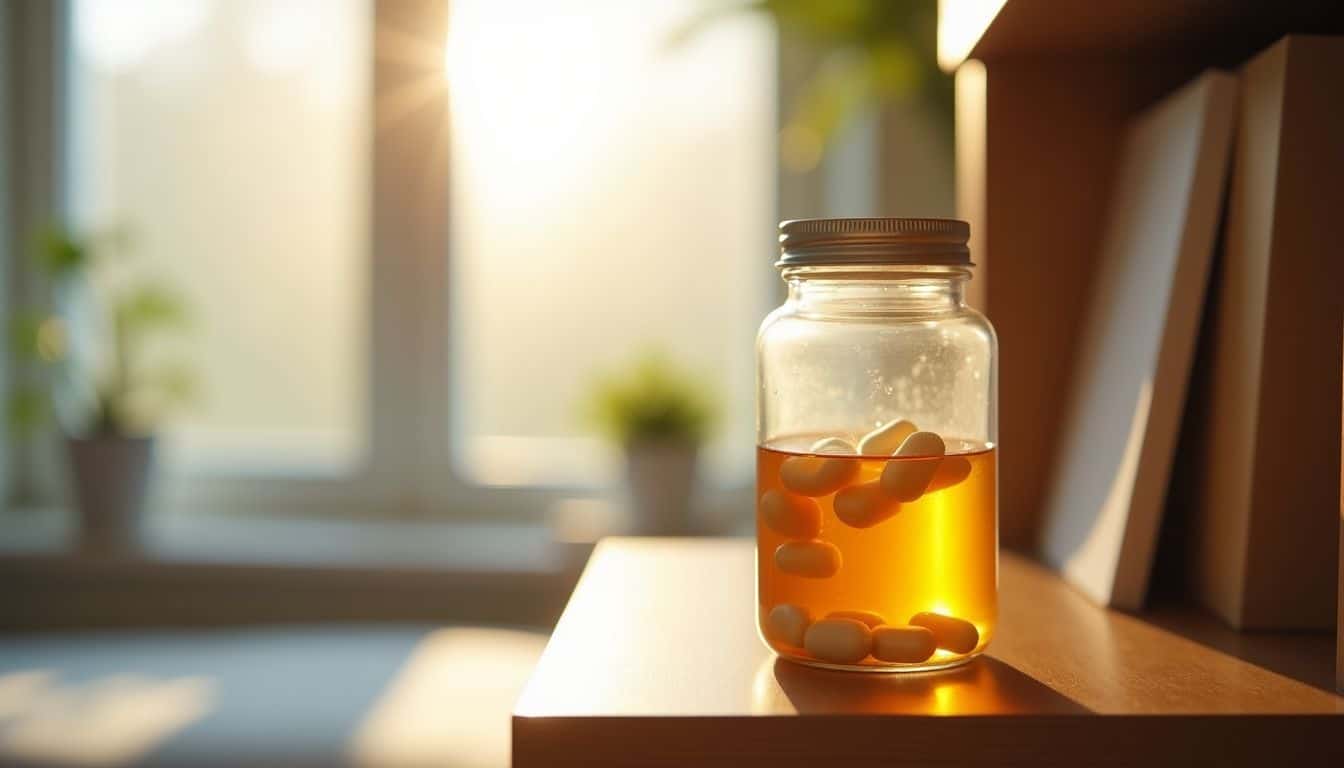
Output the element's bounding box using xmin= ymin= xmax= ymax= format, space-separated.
xmin=779 ymin=264 xmax=972 ymax=282
xmin=777 ymin=217 xmax=973 ymax=268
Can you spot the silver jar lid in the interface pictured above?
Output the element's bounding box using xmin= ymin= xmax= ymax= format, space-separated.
xmin=777 ymin=218 xmax=972 ymax=267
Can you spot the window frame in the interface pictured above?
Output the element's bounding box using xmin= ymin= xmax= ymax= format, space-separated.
xmin=0 ymin=2 xmax=10 ymax=510
xmin=144 ymin=0 xmax=497 ymax=521
xmin=4 ymin=0 xmax=69 ymax=510
xmin=5 ymin=0 xmax=877 ymax=524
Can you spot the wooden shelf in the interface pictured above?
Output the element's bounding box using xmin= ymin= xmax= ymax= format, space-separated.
xmin=964 ymin=0 xmax=1344 ymax=65
xmin=943 ymin=1 xmax=1344 ymax=553
xmin=513 ymin=538 xmax=1342 ymax=766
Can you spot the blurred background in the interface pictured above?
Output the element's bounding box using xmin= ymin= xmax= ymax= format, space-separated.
xmin=0 ymin=0 xmax=955 ymax=764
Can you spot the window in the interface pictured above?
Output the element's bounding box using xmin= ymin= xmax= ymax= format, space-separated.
xmin=49 ymin=0 xmax=776 ymax=518
xmin=66 ymin=0 xmax=371 ymax=474
xmin=446 ymin=0 xmax=774 ymax=487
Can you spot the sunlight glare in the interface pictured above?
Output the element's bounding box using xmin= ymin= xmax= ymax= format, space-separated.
xmin=244 ymin=0 xmax=322 ymax=73
xmin=936 ymin=0 xmax=1006 ymax=72
xmin=446 ymin=0 xmax=773 ymax=484
xmin=933 ymin=679 xmax=956 ymax=714
xmin=351 ymin=629 xmax=547 ymax=768
xmin=75 ymin=0 xmax=214 ymax=72
xmin=0 ymin=672 xmax=213 ymax=767
xmin=445 ymin=1 xmax=609 ymax=213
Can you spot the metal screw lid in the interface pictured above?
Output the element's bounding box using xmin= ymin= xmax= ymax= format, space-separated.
xmin=777 ymin=217 xmax=972 ymax=268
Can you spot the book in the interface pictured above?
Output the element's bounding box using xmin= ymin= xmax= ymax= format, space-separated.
xmin=1183 ymin=36 xmax=1344 ymax=630
xmin=1039 ymin=70 xmax=1238 ymax=609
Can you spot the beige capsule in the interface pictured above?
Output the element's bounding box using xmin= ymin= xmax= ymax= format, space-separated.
xmin=833 ymin=481 xmax=901 ymax=529
xmin=880 ymin=431 xmax=946 ymax=501
xmin=871 ymin=626 xmax=937 ymax=663
xmin=825 ymin=609 xmax=885 ymax=629
xmin=857 ymin=419 xmax=917 ymax=456
xmin=925 ymin=454 xmax=972 ymax=493
xmin=774 ymin=540 xmax=842 ymax=578
xmin=767 ymin=604 xmax=812 ymax=648
xmin=779 ymin=452 xmax=859 ymax=497
xmin=809 ymin=436 xmax=855 ymax=455
xmin=759 ymin=489 xmax=822 ymax=539
xmin=910 ymin=611 xmax=980 ymax=654
xmin=803 ymin=618 xmax=872 ymax=665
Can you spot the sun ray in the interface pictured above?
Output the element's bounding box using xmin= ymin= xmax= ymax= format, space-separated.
xmin=375 ymin=24 xmax=444 ymax=69
xmin=375 ymin=71 xmax=446 ymax=134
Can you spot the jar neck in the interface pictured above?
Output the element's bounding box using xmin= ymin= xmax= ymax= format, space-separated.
xmin=782 ymin=265 xmax=970 ymax=317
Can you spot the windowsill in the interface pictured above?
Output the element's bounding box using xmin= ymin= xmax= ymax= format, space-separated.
xmin=0 ymin=509 xmax=589 ymax=630
xmin=0 ymin=507 xmax=564 ymax=570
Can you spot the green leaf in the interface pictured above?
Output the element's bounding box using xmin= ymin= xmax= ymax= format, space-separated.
xmin=31 ymin=223 xmax=89 ymax=276
xmin=141 ymin=362 xmax=199 ymax=404
xmin=760 ymin=0 xmax=873 ymax=41
xmin=868 ymin=41 xmax=920 ymax=98
xmin=674 ymin=0 xmax=951 ymax=158
xmin=115 ymin=282 xmax=191 ymax=332
xmin=9 ymin=310 xmax=68 ymax=363
xmin=583 ymin=350 xmax=718 ymax=447
xmin=791 ymin=50 xmax=877 ymax=141
xmin=10 ymin=311 xmax=46 ymax=361
xmin=8 ymin=387 xmax=51 ymax=434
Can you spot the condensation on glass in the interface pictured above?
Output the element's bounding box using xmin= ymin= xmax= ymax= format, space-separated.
xmin=756 ymin=218 xmax=998 ymax=672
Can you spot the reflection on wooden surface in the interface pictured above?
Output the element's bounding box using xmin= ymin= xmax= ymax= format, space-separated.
xmin=996 ymin=551 xmax=1344 ymax=714
xmin=755 ymin=655 xmax=1090 ymax=715
xmin=1142 ymin=601 xmax=1339 ymax=695
xmin=519 ymin=540 xmax=1344 ymax=721
xmin=516 ymin=540 xmax=1344 ymax=767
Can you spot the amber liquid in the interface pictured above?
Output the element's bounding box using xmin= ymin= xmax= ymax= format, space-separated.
xmin=756 ymin=437 xmax=997 ymax=670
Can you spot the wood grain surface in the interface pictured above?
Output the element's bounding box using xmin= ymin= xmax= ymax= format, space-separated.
xmin=514 ymin=538 xmax=1343 ymax=766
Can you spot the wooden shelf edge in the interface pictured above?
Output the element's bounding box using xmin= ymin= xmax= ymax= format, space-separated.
xmin=960 ymin=0 xmax=1344 ymax=64
xmin=513 ymin=538 xmax=1343 ymax=760
xmin=514 ymin=713 xmax=1344 ymax=766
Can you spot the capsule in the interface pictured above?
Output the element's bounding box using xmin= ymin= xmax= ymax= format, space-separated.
xmin=880 ymin=431 xmax=946 ymax=501
xmin=825 ymin=609 xmax=885 ymax=629
xmin=871 ymin=626 xmax=937 ymax=663
xmin=759 ymin=489 xmax=821 ymax=539
xmin=857 ymin=419 xmax=917 ymax=455
xmin=834 ymin=481 xmax=900 ymax=529
xmin=767 ymin=603 xmax=812 ymax=648
xmin=925 ymin=454 xmax=972 ymax=493
xmin=810 ymin=436 xmax=855 ymax=455
xmin=774 ymin=540 xmax=841 ymax=578
xmin=803 ymin=618 xmax=872 ymax=664
xmin=779 ymin=453 xmax=859 ymax=497
xmin=910 ymin=611 xmax=980 ymax=654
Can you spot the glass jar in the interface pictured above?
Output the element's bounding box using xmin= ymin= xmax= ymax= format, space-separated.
xmin=755 ymin=218 xmax=998 ymax=672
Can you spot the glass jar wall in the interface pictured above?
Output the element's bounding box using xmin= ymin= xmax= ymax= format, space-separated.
xmin=756 ymin=218 xmax=997 ymax=672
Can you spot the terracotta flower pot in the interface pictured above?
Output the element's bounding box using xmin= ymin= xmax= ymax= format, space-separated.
xmin=622 ymin=440 xmax=698 ymax=536
xmin=65 ymin=434 xmax=156 ymax=553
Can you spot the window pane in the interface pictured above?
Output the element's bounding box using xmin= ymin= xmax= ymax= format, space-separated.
xmin=66 ymin=0 xmax=370 ymax=472
xmin=448 ymin=0 xmax=775 ymax=486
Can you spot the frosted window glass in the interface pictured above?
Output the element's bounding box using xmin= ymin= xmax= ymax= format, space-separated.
xmin=447 ymin=0 xmax=775 ymax=486
xmin=67 ymin=0 xmax=370 ymax=472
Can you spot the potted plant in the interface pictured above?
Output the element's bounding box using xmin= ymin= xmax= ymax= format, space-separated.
xmin=585 ymin=352 xmax=717 ymax=536
xmin=10 ymin=224 xmax=193 ymax=553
